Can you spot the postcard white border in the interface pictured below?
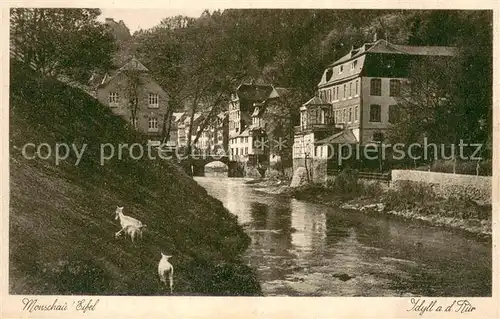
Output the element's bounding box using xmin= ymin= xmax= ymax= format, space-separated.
xmin=1 ymin=1 xmax=499 ymax=318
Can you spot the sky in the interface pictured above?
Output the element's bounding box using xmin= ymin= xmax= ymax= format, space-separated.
xmin=98 ymin=8 xmax=205 ymax=33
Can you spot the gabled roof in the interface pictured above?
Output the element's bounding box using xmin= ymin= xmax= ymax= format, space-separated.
xmin=316 ymin=129 xmax=358 ymax=144
xmin=268 ymin=86 xmax=290 ymax=99
xmin=238 ymin=127 xmax=250 ymax=137
xmin=303 ymin=96 xmax=329 ymax=106
xmin=97 ymin=57 xmax=156 ymax=89
xmin=172 ymin=112 xmax=185 ymax=123
xmin=119 ymin=57 xmax=149 ymax=72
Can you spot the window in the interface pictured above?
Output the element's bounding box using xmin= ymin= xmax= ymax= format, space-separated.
xmin=348 ymin=107 xmax=352 ymax=123
xmin=342 ymin=109 xmax=346 ymax=123
xmin=245 ymin=147 xmax=248 ymax=155
xmin=354 ymin=105 xmax=359 ymax=122
xmin=351 ymin=60 xmax=358 ymax=70
xmin=326 ymin=69 xmax=334 ymax=81
xmin=130 ymin=116 xmax=138 ymax=128
xmin=245 ymin=137 xmax=248 ymax=143
xmin=109 ymin=92 xmax=119 ymax=107
xmin=355 ymin=80 xmax=359 ymax=96
xmin=388 ymin=104 xmax=399 ymax=123
xmin=343 ymin=84 xmax=346 ymax=99
xmin=390 ymin=79 xmax=401 ymax=97
xmin=236 ymin=148 xmax=239 ymax=155
xmin=349 ymin=82 xmax=353 ymax=98
xmin=370 ymin=79 xmax=382 ymax=96
xmin=369 ymin=104 xmax=381 ymax=122
xmin=333 ymin=87 xmax=337 ymax=101
xmin=148 ymin=93 xmax=159 ymax=108
xmin=339 ymin=65 xmax=344 ymax=74
xmin=148 ymin=117 xmax=159 ymax=132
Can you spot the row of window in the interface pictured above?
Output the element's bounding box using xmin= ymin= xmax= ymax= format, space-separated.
xmin=130 ymin=116 xmax=159 ymax=132
xmin=328 ymin=59 xmax=358 ymax=79
xmin=369 ymin=104 xmax=399 ymax=123
xmin=230 ymin=136 xmax=249 ymax=144
xmin=320 ymin=78 xmax=402 ymax=102
xmin=320 ymin=79 xmax=360 ymax=102
xmin=334 ymin=105 xmax=359 ymax=124
xmin=370 ymin=79 xmax=401 ymax=97
xmin=109 ymin=92 xmax=160 ymax=108
xmin=231 ymin=147 xmax=248 ymax=156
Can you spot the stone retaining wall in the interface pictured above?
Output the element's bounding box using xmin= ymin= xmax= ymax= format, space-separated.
xmin=391 ymin=170 xmax=491 ymax=204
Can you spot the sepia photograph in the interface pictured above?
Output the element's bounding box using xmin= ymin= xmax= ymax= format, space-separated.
xmin=5 ymin=3 xmax=495 ymax=310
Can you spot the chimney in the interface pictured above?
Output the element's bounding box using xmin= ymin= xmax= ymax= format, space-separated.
xmin=373 ymin=32 xmax=378 ymax=42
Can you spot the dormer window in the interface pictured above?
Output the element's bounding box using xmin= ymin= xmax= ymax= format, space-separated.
xmin=339 ymin=65 xmax=344 ymax=74
xmin=326 ymin=69 xmax=333 ymax=82
xmin=351 ymin=60 xmax=358 ymax=70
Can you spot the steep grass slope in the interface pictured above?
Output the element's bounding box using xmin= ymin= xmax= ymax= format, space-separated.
xmin=9 ymin=61 xmax=261 ymax=295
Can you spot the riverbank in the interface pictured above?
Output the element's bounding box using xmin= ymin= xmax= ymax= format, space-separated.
xmin=245 ymin=178 xmax=492 ymax=240
xmin=10 ymin=63 xmax=261 ymax=296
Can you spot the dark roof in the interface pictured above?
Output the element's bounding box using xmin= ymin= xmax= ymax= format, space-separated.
xmin=329 ymin=40 xmax=455 ymax=68
xmin=236 ymin=83 xmax=274 ymax=101
xmin=319 ymin=40 xmax=456 ymax=88
xmin=389 ymin=43 xmax=457 ymax=56
xmin=316 ymin=129 xmax=358 ymax=144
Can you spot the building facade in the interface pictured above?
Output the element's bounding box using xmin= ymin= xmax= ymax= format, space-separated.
xmin=95 ymin=58 xmax=169 ymax=141
xmin=293 ymin=39 xmax=456 ymax=180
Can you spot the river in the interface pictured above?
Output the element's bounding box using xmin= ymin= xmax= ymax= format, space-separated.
xmin=194 ymin=177 xmax=491 ymax=297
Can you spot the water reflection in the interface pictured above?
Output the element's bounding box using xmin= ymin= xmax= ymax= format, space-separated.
xmin=194 ymin=177 xmax=491 ymax=297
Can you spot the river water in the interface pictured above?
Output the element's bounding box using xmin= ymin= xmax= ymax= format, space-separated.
xmin=194 ymin=177 xmax=491 ymax=297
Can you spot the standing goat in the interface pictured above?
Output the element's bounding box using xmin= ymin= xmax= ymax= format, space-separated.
xmin=115 ymin=224 xmax=147 ymax=245
xmin=114 ymin=206 xmax=143 ymax=237
xmin=158 ymin=253 xmax=174 ymax=293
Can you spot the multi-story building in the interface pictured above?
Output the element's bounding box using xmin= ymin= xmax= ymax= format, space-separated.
xmin=95 ymin=57 xmax=169 ymax=141
xmin=229 ymin=83 xmax=274 ymax=162
xmin=229 ymin=83 xmax=287 ymax=166
xmin=171 ymin=110 xmax=228 ymax=155
xmin=293 ymin=39 xmax=455 ymax=180
xmin=316 ymin=39 xmax=455 ymax=144
xmin=205 ymin=112 xmax=229 ymax=155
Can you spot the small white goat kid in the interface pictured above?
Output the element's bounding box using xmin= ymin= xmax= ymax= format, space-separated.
xmin=115 ymin=224 xmax=147 ymax=245
xmin=158 ymin=253 xmax=174 ymax=293
xmin=114 ymin=206 xmax=143 ymax=237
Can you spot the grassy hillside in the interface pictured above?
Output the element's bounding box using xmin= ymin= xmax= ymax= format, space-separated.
xmin=9 ymin=61 xmax=261 ymax=295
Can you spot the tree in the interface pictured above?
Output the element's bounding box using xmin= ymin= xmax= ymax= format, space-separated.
xmin=123 ymin=70 xmax=142 ymax=130
xmin=394 ymin=11 xmax=492 ymax=154
xmin=10 ymin=8 xmax=116 ymax=82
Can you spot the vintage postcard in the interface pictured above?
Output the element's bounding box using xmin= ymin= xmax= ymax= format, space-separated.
xmin=1 ymin=0 xmax=498 ymax=318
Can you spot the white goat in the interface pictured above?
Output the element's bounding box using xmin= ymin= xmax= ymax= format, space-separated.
xmin=158 ymin=253 xmax=174 ymax=293
xmin=115 ymin=224 xmax=147 ymax=245
xmin=114 ymin=206 xmax=143 ymax=237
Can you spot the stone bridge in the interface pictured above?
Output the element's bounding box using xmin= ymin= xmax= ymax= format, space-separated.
xmin=177 ymin=154 xmax=235 ymax=176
